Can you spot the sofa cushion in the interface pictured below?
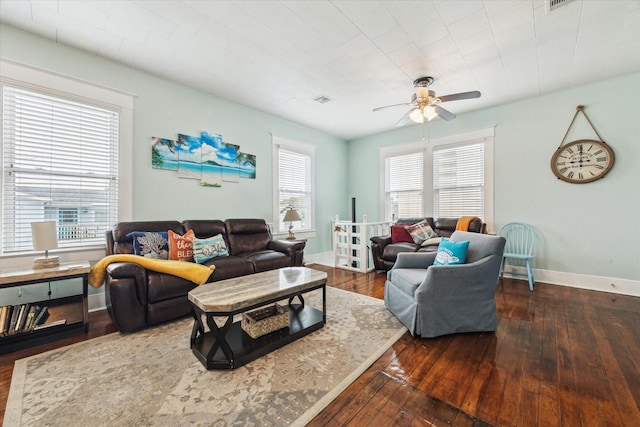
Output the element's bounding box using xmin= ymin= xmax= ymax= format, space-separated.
xmin=238 ymin=250 xmax=292 ymax=272
xmin=226 ymin=219 xmax=271 ymax=254
xmin=433 ymin=238 xmax=469 ymax=266
xmin=193 ymin=234 xmax=229 ymax=264
xmin=168 ymin=229 xmax=195 ymax=261
xmin=382 ymin=242 xmax=419 ymax=262
xmin=109 ymin=221 xmax=184 ymax=255
xmin=147 ymin=272 xmax=197 ymax=303
xmin=182 ymin=220 xmax=227 ymax=240
xmin=128 ymin=231 xmax=169 ymax=259
xmin=391 ymin=225 xmax=414 ymax=243
xmin=202 ymin=256 xmax=255 ymax=281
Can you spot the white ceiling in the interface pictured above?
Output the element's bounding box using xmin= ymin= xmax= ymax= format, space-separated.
xmin=1 ymin=0 xmax=639 ymax=140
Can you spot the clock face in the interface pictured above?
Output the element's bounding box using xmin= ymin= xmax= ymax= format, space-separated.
xmin=551 ymin=139 xmax=615 ymax=184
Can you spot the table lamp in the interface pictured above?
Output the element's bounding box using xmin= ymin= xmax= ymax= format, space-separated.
xmin=31 ymin=221 xmax=60 ymax=269
xmin=283 ymin=208 xmax=301 ymax=240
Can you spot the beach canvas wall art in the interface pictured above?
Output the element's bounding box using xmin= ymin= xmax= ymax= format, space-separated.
xmin=177 ymin=134 xmax=202 ymax=180
xmin=151 ymin=137 xmax=179 ymax=170
xmin=151 ymin=131 xmax=256 ymax=187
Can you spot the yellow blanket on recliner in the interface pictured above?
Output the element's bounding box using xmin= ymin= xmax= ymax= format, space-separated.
xmin=88 ymin=254 xmax=215 ymax=288
xmin=455 ymin=216 xmax=479 ymax=231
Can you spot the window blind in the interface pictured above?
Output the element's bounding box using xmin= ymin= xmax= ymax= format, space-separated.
xmin=2 ymin=86 xmax=119 ymax=253
xmin=433 ymin=142 xmax=484 ymax=218
xmin=277 ymin=147 xmax=311 ymax=233
xmin=385 ymin=151 xmax=423 ymax=220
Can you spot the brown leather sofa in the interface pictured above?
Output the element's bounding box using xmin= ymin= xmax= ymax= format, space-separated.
xmin=104 ymin=218 xmax=305 ymax=332
xmin=370 ymin=217 xmax=485 ymax=271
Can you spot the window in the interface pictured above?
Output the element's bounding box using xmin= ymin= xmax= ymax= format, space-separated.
xmin=381 ymin=127 xmax=494 ymax=228
xmin=385 ymin=151 xmax=423 ymax=220
xmin=2 ymin=86 xmax=119 ymax=251
xmin=272 ymin=136 xmax=315 ymax=235
xmin=0 ymin=63 xmax=129 ymax=255
xmin=433 ymin=142 xmax=484 ymax=218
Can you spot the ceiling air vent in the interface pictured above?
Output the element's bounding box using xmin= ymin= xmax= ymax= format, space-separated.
xmin=313 ymin=95 xmax=331 ymax=104
xmin=545 ymin=0 xmax=576 ymax=14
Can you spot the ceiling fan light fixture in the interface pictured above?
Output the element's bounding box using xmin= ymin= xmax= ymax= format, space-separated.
xmin=409 ymin=108 xmax=425 ymax=123
xmin=423 ymin=105 xmax=437 ymax=121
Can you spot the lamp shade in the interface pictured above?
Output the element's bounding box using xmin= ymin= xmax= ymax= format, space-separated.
xmin=31 ymin=221 xmax=59 ymax=251
xmin=283 ymin=208 xmax=301 ymax=222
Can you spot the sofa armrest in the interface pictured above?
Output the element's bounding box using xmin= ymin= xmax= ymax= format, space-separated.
xmin=105 ymin=262 xmax=148 ymax=305
xmin=370 ymin=235 xmax=392 ymax=246
xmin=267 ymin=239 xmax=306 ymax=266
xmin=370 ymin=235 xmax=392 ymax=270
xmin=104 ymin=262 xmax=149 ymax=332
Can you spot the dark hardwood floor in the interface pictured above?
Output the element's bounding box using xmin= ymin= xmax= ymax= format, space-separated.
xmin=1 ymin=264 xmax=639 ymax=426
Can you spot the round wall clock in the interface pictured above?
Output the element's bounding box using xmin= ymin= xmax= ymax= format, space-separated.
xmin=550 ymin=139 xmax=615 ymax=184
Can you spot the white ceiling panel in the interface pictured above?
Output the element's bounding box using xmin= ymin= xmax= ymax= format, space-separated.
xmin=0 ymin=0 xmax=638 ymax=140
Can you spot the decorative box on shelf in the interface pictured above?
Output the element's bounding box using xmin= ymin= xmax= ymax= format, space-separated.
xmin=241 ymin=303 xmax=289 ymax=339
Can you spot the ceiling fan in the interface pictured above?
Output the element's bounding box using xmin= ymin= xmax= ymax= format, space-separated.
xmin=373 ymin=76 xmax=481 ymax=126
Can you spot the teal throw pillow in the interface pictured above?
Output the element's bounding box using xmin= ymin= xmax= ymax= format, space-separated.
xmin=433 ymin=238 xmax=469 ymax=266
xmin=193 ymin=234 xmax=229 ymax=264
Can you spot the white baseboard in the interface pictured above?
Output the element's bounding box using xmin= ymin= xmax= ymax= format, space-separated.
xmin=88 ymin=292 xmax=106 ymax=313
xmin=502 ymin=266 xmax=640 ymax=297
xmin=305 ymin=251 xmax=334 ymax=267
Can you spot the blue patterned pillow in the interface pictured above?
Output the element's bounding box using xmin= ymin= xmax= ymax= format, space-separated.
xmin=433 ymin=238 xmax=469 ymax=266
xmin=127 ymin=231 xmax=169 ymax=259
xmin=193 ymin=234 xmax=229 ymax=264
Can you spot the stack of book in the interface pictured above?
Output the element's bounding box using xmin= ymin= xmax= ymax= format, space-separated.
xmin=0 ymin=304 xmax=53 ymax=336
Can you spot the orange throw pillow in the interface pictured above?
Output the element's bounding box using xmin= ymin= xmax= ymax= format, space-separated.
xmin=168 ymin=229 xmax=195 ymax=261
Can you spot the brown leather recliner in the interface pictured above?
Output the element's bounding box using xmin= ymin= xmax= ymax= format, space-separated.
xmin=104 ymin=218 xmax=305 ymax=333
xmin=370 ymin=217 xmax=485 ymax=271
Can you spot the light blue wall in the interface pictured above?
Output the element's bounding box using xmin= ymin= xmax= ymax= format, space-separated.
xmin=0 ymin=24 xmax=349 ymax=257
xmin=348 ymin=73 xmax=640 ymax=282
xmin=2 ymin=24 xmax=638 ymax=285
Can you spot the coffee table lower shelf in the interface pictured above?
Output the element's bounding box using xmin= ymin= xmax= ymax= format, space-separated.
xmin=191 ymin=303 xmax=324 ymax=370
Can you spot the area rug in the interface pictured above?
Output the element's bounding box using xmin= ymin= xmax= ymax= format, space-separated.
xmin=5 ymin=287 xmax=406 ymax=426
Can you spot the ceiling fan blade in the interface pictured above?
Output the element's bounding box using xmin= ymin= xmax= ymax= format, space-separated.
xmin=434 ymin=105 xmax=456 ymax=121
xmin=373 ymin=102 xmax=414 ymax=112
xmin=395 ymin=109 xmax=416 ymax=127
xmin=438 ymin=91 xmax=481 ymax=103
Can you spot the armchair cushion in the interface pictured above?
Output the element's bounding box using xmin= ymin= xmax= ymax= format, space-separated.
xmin=387 ymin=268 xmax=427 ymax=296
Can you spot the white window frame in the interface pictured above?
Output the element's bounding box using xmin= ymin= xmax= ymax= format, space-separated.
xmin=0 ymin=59 xmax=133 ymax=263
xmin=272 ymin=135 xmax=316 ymax=239
xmin=380 ymin=127 xmax=494 ymax=230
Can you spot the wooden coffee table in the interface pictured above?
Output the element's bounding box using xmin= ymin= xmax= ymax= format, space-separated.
xmin=188 ymin=266 xmax=327 ymax=370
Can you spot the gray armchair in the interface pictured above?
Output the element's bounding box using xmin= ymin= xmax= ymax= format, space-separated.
xmin=384 ymin=231 xmax=506 ymax=338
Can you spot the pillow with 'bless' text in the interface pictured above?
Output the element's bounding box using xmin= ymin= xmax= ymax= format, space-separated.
xmin=168 ymin=229 xmax=195 ymax=262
